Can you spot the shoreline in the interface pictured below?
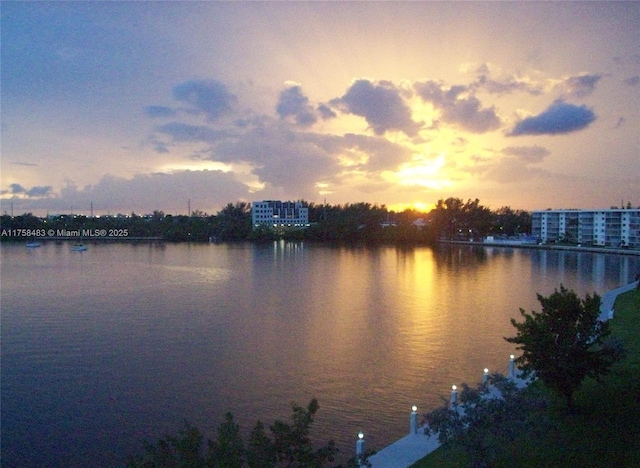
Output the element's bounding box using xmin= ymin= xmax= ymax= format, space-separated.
xmin=439 ymin=239 xmax=640 ymax=256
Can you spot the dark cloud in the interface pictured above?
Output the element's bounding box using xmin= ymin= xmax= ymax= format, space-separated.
xmin=317 ymin=103 xmax=337 ymax=120
xmin=172 ymin=80 xmax=237 ymax=120
xmin=1 ymin=183 xmax=52 ymax=198
xmin=276 ymin=85 xmax=317 ymax=126
xmin=26 ymin=186 xmax=53 ymax=197
xmin=144 ymin=106 xmax=177 ymax=118
xmin=9 ymin=183 xmax=26 ymax=193
xmin=156 ymin=122 xmax=227 ymax=143
xmin=332 ymin=79 xmax=421 ymax=136
xmin=501 ymin=146 xmax=550 ymax=163
xmin=414 ymin=80 xmax=501 ymax=133
xmin=559 ymin=74 xmax=602 ymax=98
xmin=508 ymin=100 xmax=596 ymax=136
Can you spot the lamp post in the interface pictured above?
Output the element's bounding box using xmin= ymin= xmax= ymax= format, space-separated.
xmin=450 ymin=385 xmax=458 ymax=408
xmin=483 ymin=368 xmax=490 ymax=386
xmin=356 ymin=431 xmax=365 ymax=467
xmin=508 ymin=354 xmax=515 ymax=380
xmin=410 ymin=405 xmax=418 ymax=434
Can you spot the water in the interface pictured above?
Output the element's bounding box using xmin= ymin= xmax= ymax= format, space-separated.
xmin=1 ymin=242 xmax=638 ymax=467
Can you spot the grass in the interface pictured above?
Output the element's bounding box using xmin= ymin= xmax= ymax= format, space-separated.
xmin=410 ymin=287 xmax=640 ymax=468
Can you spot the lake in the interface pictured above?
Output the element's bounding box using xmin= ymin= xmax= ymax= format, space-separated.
xmin=1 ymin=241 xmax=638 ymax=467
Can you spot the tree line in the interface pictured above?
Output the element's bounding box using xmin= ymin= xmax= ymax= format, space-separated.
xmin=0 ymin=197 xmax=531 ymax=244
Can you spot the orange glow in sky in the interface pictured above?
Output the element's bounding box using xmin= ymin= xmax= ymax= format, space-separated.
xmin=1 ymin=2 xmax=638 ymax=215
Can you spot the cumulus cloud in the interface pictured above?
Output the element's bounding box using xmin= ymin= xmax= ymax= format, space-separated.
xmin=558 ymin=73 xmax=602 ymax=98
xmin=332 ymin=79 xmax=421 ymax=136
xmin=317 ymin=103 xmax=337 ymax=119
xmin=172 ymin=80 xmax=237 ymax=120
xmin=306 ymin=132 xmax=412 ymax=172
xmin=210 ymin=122 xmax=339 ymax=195
xmin=1 ymin=183 xmax=52 ymax=198
xmin=276 ymin=85 xmax=317 ymax=126
xmin=414 ymin=80 xmax=501 ymax=133
xmin=145 ymin=79 xmax=414 ymax=199
xmin=10 ymin=171 xmax=253 ymax=215
xmin=26 ymin=186 xmax=53 ymax=197
xmin=508 ymin=100 xmax=596 ymax=136
xmin=8 ymin=183 xmax=26 ymax=194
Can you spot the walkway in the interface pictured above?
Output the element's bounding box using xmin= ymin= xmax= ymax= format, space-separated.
xmin=600 ymin=281 xmax=638 ymax=321
xmin=367 ymin=375 xmax=530 ymax=468
xmin=367 ymin=432 xmax=440 ymax=468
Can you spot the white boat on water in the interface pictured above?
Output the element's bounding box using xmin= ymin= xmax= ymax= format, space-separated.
xmin=26 ymin=242 xmax=42 ymax=248
xmin=71 ymin=244 xmax=87 ymax=251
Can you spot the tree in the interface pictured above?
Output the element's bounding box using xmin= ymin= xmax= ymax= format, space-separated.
xmin=505 ymin=285 xmax=625 ymax=408
xmin=424 ymin=374 xmax=552 ymax=468
xmin=126 ymin=398 xmax=347 ymax=468
xmin=210 ymin=413 xmax=244 ymax=467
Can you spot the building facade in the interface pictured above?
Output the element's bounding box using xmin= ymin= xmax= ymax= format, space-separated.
xmin=251 ymin=201 xmax=309 ymax=230
xmin=531 ymin=209 xmax=640 ymax=248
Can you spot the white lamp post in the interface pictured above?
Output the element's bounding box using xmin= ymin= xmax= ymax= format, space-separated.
xmin=508 ymin=354 xmax=515 ymax=380
xmin=356 ymin=431 xmax=364 ymax=455
xmin=410 ymin=405 xmax=418 ymax=434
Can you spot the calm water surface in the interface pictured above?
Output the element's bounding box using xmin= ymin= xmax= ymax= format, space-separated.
xmin=2 ymin=242 xmax=638 ymax=467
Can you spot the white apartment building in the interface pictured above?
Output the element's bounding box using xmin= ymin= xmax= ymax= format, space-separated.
xmin=531 ymin=208 xmax=640 ymax=248
xmin=252 ymin=200 xmax=309 ymax=229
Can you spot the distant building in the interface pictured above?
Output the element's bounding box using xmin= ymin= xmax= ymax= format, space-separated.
xmin=252 ymin=200 xmax=309 ymax=230
xmin=531 ymin=208 xmax=640 ymax=248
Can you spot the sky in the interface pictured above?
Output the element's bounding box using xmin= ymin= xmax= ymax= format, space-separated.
xmin=1 ymin=1 xmax=639 ymax=217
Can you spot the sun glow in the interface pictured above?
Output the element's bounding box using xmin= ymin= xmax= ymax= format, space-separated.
xmin=388 ymin=201 xmax=436 ymax=213
xmin=382 ymin=153 xmax=451 ymax=190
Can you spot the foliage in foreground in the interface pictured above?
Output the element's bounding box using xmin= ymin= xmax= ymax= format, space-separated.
xmin=422 ymin=374 xmax=553 ymax=468
xmin=126 ymin=398 xmax=367 ymax=468
xmin=505 ymin=285 xmax=625 ymax=408
xmin=413 ymin=288 xmax=640 ymax=468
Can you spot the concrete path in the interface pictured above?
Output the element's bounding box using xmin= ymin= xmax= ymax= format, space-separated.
xmin=599 ymin=281 xmax=638 ymax=321
xmin=367 ymin=431 xmax=440 ymax=468
xmin=366 ymin=374 xmax=531 ymax=468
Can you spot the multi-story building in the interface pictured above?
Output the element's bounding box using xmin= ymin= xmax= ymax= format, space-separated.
xmin=532 ymin=208 xmax=640 ymax=248
xmin=251 ymin=200 xmax=309 ymax=230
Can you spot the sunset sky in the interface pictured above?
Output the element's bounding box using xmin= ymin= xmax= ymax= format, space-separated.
xmin=2 ymin=1 xmax=639 ymax=216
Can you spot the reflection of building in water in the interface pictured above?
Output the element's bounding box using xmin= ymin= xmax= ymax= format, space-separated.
xmin=532 ymin=250 xmax=638 ymax=293
xmin=532 ymin=208 xmax=640 ymax=248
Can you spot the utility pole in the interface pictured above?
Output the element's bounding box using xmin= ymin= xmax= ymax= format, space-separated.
xmin=188 ymin=198 xmax=191 ymax=217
